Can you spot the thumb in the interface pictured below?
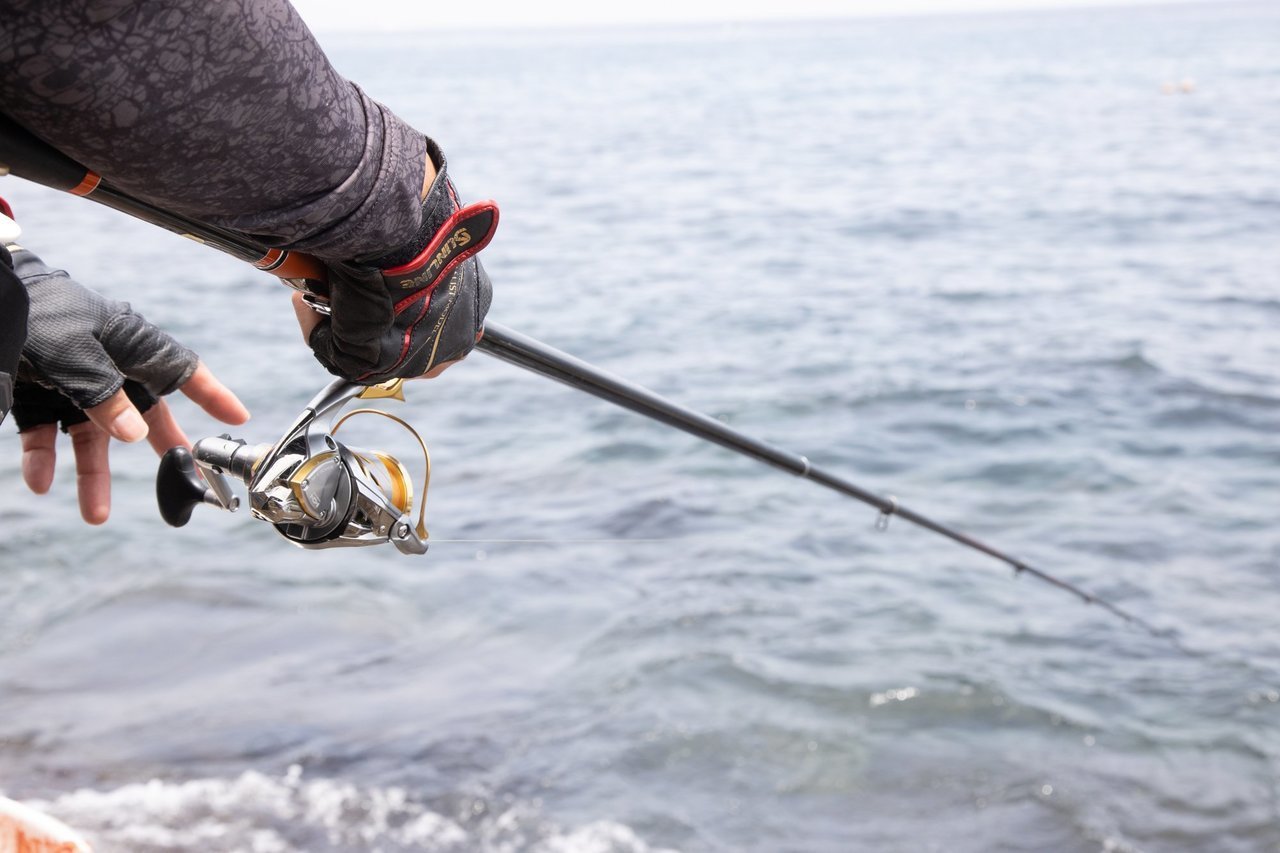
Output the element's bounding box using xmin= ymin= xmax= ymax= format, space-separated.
xmin=292 ymin=291 xmax=323 ymax=342
xmin=84 ymin=386 xmax=149 ymax=442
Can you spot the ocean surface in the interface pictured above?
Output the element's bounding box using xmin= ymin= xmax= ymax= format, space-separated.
xmin=2 ymin=3 xmax=1278 ymax=851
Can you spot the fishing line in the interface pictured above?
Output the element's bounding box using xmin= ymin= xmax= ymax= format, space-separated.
xmin=0 ymin=113 xmax=1173 ymax=641
xmin=477 ymin=323 xmax=1174 ymax=640
xmin=428 ymin=538 xmax=680 ymax=544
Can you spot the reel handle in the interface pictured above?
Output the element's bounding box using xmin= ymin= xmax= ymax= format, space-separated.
xmin=156 ymin=446 xmax=215 ymax=527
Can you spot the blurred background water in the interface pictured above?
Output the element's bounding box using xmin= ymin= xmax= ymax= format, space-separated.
xmin=1 ymin=2 xmax=1279 ymax=850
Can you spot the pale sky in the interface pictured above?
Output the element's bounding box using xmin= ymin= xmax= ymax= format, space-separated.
xmin=291 ymin=0 xmax=1206 ymax=32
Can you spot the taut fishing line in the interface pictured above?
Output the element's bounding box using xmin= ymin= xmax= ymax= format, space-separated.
xmin=0 ymin=113 xmax=1170 ymax=639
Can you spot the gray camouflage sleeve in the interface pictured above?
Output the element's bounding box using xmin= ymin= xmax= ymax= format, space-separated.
xmin=0 ymin=0 xmax=426 ymax=261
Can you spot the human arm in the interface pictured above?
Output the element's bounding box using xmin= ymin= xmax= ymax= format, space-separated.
xmin=0 ymin=0 xmax=496 ymax=383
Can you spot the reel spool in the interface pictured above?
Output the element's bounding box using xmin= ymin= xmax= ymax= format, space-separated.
xmin=156 ymin=379 xmax=431 ymax=554
xmin=330 ymin=406 xmax=432 ymax=543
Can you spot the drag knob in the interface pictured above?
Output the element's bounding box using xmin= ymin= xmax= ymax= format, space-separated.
xmin=156 ymin=446 xmax=213 ymax=527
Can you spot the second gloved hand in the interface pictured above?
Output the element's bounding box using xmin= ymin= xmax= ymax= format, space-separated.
xmin=14 ymin=246 xmax=199 ymax=432
xmin=305 ymin=139 xmax=498 ymax=384
xmin=9 ymin=245 xmax=249 ymax=523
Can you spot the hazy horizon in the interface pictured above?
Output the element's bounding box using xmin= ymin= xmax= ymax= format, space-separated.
xmin=291 ymin=0 xmax=1215 ymax=33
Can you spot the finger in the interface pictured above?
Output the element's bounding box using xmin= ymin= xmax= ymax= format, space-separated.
xmin=19 ymin=423 xmax=58 ymax=495
xmin=292 ymin=292 xmax=323 ymax=342
xmin=84 ymin=387 xmax=149 ymax=443
xmin=67 ymin=421 xmax=112 ymax=525
xmin=179 ymin=362 xmax=249 ymax=425
xmin=142 ymin=397 xmax=191 ymax=456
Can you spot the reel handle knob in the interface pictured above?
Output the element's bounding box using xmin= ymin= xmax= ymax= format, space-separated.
xmin=156 ymin=446 xmax=213 ymax=527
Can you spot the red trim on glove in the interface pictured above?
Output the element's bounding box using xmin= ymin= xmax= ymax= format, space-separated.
xmin=383 ymin=200 xmax=499 ymax=278
xmin=354 ymin=201 xmax=499 ymax=382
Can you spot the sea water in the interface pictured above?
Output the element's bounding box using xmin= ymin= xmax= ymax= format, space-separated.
xmin=1 ymin=2 xmax=1278 ymax=850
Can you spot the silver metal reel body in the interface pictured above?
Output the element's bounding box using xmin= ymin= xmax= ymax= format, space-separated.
xmin=181 ymin=379 xmax=427 ymax=555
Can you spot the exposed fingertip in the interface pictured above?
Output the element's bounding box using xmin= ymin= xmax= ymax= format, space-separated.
xmin=110 ymin=407 xmax=149 ymax=442
xmin=82 ymin=506 xmax=110 ymax=525
xmin=227 ymin=400 xmax=251 ymax=425
xmin=23 ymin=469 xmax=52 ymax=495
xmin=207 ymin=396 xmax=250 ymax=426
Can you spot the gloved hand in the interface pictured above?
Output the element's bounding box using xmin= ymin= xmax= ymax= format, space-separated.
xmin=15 ymin=247 xmax=201 ymax=421
xmin=10 ymin=246 xmax=249 ymax=523
xmin=302 ymin=139 xmax=498 ymax=383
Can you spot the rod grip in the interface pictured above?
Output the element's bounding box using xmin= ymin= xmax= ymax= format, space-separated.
xmin=272 ymin=251 xmax=328 ymax=283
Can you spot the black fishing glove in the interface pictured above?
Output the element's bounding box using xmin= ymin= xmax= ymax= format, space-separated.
xmin=11 ymin=378 xmax=157 ymax=433
xmin=11 ymin=247 xmax=198 ymax=422
xmin=307 ymin=139 xmax=497 ymax=383
xmin=0 ymin=245 xmax=29 ymax=425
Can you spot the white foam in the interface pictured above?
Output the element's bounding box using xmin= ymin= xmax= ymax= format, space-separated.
xmin=25 ymin=767 xmax=677 ymax=853
xmin=869 ymin=686 xmax=919 ymax=707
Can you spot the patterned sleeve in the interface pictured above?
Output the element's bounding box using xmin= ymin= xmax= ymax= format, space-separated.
xmin=0 ymin=0 xmax=426 ymax=260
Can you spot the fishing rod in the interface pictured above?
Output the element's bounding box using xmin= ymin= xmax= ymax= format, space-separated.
xmin=0 ymin=113 xmax=1164 ymax=635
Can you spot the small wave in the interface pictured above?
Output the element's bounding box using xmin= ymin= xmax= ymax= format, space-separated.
xmin=1078 ymin=352 xmax=1280 ymax=411
xmin=1081 ymin=351 xmax=1163 ymax=377
xmin=931 ymin=289 xmax=1025 ymax=304
xmin=597 ymin=497 xmax=710 ymax=539
xmin=836 ymin=208 xmax=969 ymax=242
xmin=575 ymin=440 xmax=667 ymax=464
xmin=1181 ymin=295 xmax=1280 ymax=314
xmin=25 ymin=768 xmax=676 ymax=853
xmin=1151 ymin=403 xmax=1270 ymax=430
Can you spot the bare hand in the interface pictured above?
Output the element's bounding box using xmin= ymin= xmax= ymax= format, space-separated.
xmin=19 ymin=362 xmax=248 ymax=524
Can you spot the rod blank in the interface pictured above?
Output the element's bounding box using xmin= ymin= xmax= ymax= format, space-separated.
xmin=477 ymin=322 xmax=1164 ymax=637
xmin=0 ymin=114 xmax=1164 ymax=637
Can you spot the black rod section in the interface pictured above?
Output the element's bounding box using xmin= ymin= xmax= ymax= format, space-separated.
xmin=1 ymin=113 xmax=1163 ymax=636
xmin=0 ymin=112 xmax=270 ymax=264
xmin=477 ymin=322 xmax=1164 ymax=636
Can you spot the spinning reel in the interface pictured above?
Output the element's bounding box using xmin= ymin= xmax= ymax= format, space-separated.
xmin=156 ymin=379 xmax=430 ymax=554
